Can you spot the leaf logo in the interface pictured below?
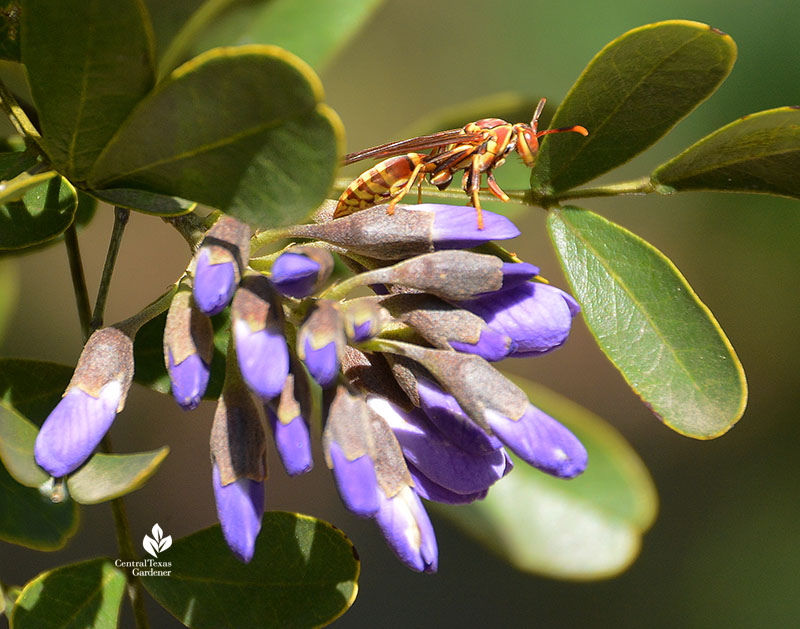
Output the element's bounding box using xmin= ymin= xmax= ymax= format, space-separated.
xmin=143 ymin=523 xmax=172 ymax=558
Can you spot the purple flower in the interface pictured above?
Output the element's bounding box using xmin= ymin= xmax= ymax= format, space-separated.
xmin=193 ymin=248 xmax=238 ymax=316
xmin=420 ymin=204 xmax=520 ymax=249
xmin=375 ymin=486 xmax=438 ymax=573
xmin=415 ymin=377 xmax=502 ymax=455
xmin=485 ymin=404 xmax=587 ymax=478
xmin=166 ymin=351 xmax=210 ymax=410
xmin=297 ymin=301 xmax=344 ymax=388
xmin=406 ymin=461 xmax=488 ymax=505
xmin=302 ymin=336 xmax=339 ymax=388
xmin=461 ymin=281 xmax=580 ymax=357
xmin=271 ymin=252 xmax=322 ymax=298
xmin=368 ymin=396 xmax=511 ymax=495
xmin=265 ymin=405 xmax=313 ymax=477
xmin=447 ymin=326 xmax=513 ymax=362
xmin=212 ymin=464 xmax=264 ymax=563
xmin=34 ymin=382 xmax=122 ymax=477
xmin=234 ymin=320 xmax=289 ymax=399
xmin=328 ymin=441 xmax=380 ymax=517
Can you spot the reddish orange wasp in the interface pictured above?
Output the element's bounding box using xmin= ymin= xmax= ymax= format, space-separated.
xmin=335 ymin=98 xmax=588 ymax=229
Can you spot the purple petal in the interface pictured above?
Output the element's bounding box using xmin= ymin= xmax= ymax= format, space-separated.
xmin=462 ymin=282 xmax=578 ymax=357
xmin=234 ymin=320 xmax=289 ymax=399
xmin=368 ymin=397 xmax=509 ymax=494
xmin=302 ymin=337 xmax=339 ymax=388
xmin=329 ymin=441 xmax=379 ymax=517
xmin=423 ymin=204 xmax=520 ymax=248
xmin=416 ymin=377 xmax=502 ymax=454
xmin=265 ymin=406 xmax=313 ymax=477
xmin=500 ymin=262 xmax=538 ymax=289
xmin=193 ymin=249 xmax=237 ymax=316
xmin=485 ymin=404 xmax=588 ymax=478
xmin=34 ymin=383 xmax=122 ymax=477
xmin=350 ymin=319 xmax=375 ymax=342
xmin=375 ymin=486 xmax=438 ymax=573
xmin=407 ymin=461 xmax=488 ymax=505
xmin=271 ymin=252 xmax=321 ymax=298
xmin=212 ymin=464 xmax=264 ymax=563
xmin=167 ymin=350 xmax=210 ymax=410
xmin=448 ymin=326 xmax=512 ymax=362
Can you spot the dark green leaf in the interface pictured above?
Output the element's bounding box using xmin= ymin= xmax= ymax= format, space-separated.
xmin=0 ymin=2 xmax=20 ymax=62
xmin=88 ymin=187 xmax=196 ymax=216
xmin=548 ymin=207 xmax=747 ymax=438
xmin=0 ymin=462 xmax=78 ymax=550
xmin=530 ymin=20 xmax=737 ymax=195
xmin=142 ymin=514 xmax=359 ymax=628
xmin=0 ymin=358 xmax=72 ymax=423
xmin=133 ymin=306 xmax=229 ymax=401
xmin=88 ymin=46 xmax=343 ymax=228
xmin=10 ymin=558 xmax=125 ymax=628
xmin=0 ymin=400 xmax=47 ymax=487
xmin=0 ymin=172 xmax=78 ymax=249
xmin=20 ymin=0 xmax=156 ymax=180
xmin=67 ymin=447 xmax=169 ymax=504
xmin=192 ymin=0 xmax=384 ymax=72
xmin=0 ymin=149 xmax=36 ymax=179
xmin=438 ymin=376 xmax=657 ymax=579
xmin=652 ymin=107 xmax=800 ymax=197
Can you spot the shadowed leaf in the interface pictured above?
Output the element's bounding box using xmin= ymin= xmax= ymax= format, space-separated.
xmin=67 ymin=447 xmax=169 ymax=504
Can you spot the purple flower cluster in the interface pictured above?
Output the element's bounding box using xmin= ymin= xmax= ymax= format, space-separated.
xmin=32 ymin=203 xmax=586 ymax=573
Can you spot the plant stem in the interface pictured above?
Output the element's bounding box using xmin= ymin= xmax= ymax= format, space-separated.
xmin=90 ymin=206 xmax=130 ymax=331
xmin=541 ymin=176 xmax=658 ymax=203
xmin=102 ymin=436 xmax=150 ymax=629
xmin=0 ymin=78 xmax=44 ymax=152
xmin=63 ymin=223 xmax=92 ymax=341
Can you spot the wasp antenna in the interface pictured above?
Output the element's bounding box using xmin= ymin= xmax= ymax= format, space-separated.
xmin=530 ymin=98 xmax=547 ymax=131
xmin=537 ymin=124 xmax=589 ymax=138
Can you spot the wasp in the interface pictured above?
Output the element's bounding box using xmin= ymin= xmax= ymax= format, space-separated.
xmin=335 ymin=98 xmax=588 ymax=229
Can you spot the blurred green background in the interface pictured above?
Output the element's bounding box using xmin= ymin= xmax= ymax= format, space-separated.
xmin=2 ymin=0 xmax=799 ymax=627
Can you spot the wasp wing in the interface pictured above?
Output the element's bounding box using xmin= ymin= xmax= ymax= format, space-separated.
xmin=343 ymin=129 xmax=484 ymax=165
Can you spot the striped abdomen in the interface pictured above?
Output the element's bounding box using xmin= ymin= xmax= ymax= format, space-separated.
xmin=335 ymin=153 xmax=427 ymax=218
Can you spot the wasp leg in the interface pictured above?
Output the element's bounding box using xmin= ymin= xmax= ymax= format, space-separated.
xmin=486 ymin=170 xmax=510 ymax=202
xmin=465 ymin=154 xmax=484 ymax=230
xmin=387 ymin=160 xmax=426 ymax=214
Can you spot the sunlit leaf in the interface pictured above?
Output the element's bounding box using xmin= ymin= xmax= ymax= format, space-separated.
xmin=20 ymin=0 xmax=156 ymax=179
xmin=548 ymin=206 xmax=747 ymax=438
xmin=0 ymin=463 xmax=78 ymax=550
xmin=652 ymin=107 xmax=800 ymax=198
xmin=191 ymin=0 xmax=384 ymax=72
xmin=530 ymin=20 xmax=737 ymax=196
xmin=141 ymin=514 xmax=359 ymax=628
xmin=67 ymin=447 xmax=169 ymax=504
xmin=88 ymin=46 xmax=343 ymax=228
xmin=0 ymin=400 xmax=47 ymax=487
xmin=438 ymin=377 xmax=657 ymax=579
xmin=10 ymin=558 xmax=125 ymax=628
xmin=0 ymin=172 xmax=77 ymax=249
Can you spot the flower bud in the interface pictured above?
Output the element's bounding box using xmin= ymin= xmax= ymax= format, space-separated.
xmin=289 ymin=203 xmax=520 ymax=260
xmin=231 ymin=273 xmax=289 ymax=400
xmin=270 ymin=246 xmax=333 ymax=298
xmin=35 ymin=327 xmax=134 ymax=477
xmin=163 ymin=285 xmax=214 ymax=410
xmin=406 ymin=461 xmax=488 ymax=505
xmin=375 ymin=485 xmax=438 ymax=574
xmin=212 ymin=463 xmax=264 ymax=563
xmin=297 ymin=300 xmax=345 ymax=388
xmin=461 ymin=281 xmax=580 ymax=357
xmin=341 ymin=299 xmax=388 ymax=343
xmin=193 ymin=215 xmax=251 ymax=315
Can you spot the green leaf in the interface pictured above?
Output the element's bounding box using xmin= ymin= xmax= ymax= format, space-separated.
xmin=67 ymin=447 xmax=169 ymax=504
xmin=88 ymin=46 xmax=343 ymax=228
xmin=20 ymin=0 xmax=155 ymax=180
xmin=652 ymin=107 xmax=800 ymax=198
xmin=2 ymin=583 xmax=22 ymax=618
xmin=0 ymin=400 xmax=47 ymax=487
xmin=0 ymin=462 xmax=78 ymax=550
xmin=192 ymin=0 xmax=384 ymax=72
xmin=0 ymin=258 xmax=18 ymax=340
xmin=141 ymin=514 xmax=359 ymax=628
xmin=0 ymin=358 xmax=72 ymax=423
xmin=530 ymin=20 xmax=737 ymax=195
xmin=10 ymin=558 xmax=126 ymax=628
xmin=133 ymin=306 xmax=229 ymax=401
xmin=438 ymin=376 xmax=657 ymax=580
xmin=0 ymin=172 xmax=78 ymax=249
xmin=0 ymin=149 xmax=36 ymax=180
xmin=88 ymin=187 xmax=196 ymax=216
xmin=548 ymin=207 xmax=747 ymax=438
xmin=0 ymin=2 xmax=21 ymax=62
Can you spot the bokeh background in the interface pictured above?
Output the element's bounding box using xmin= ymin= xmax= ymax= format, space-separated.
xmin=2 ymin=0 xmax=799 ymax=627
